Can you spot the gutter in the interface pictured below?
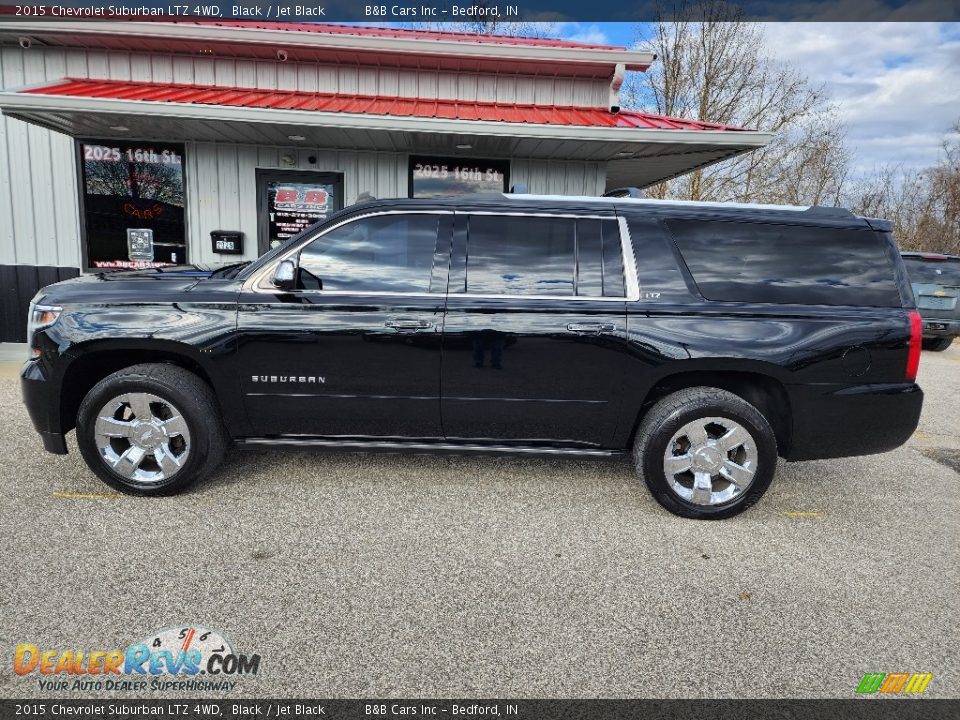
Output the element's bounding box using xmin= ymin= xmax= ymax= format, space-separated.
xmin=0 ymin=21 xmax=656 ymax=72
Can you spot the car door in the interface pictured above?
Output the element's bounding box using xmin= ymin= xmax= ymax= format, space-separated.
xmin=235 ymin=210 xmax=451 ymax=438
xmin=439 ymin=211 xmax=634 ymax=447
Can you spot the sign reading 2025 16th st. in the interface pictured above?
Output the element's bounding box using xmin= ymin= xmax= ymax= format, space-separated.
xmin=13 ymin=626 xmax=261 ymax=692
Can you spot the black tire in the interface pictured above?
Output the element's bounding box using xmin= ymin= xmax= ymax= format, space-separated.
xmin=633 ymin=387 xmax=778 ymax=519
xmin=923 ymin=336 xmax=954 ymax=352
xmin=76 ymin=363 xmax=227 ymax=495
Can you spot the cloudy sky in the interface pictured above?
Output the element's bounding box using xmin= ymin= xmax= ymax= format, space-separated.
xmin=554 ymin=22 xmax=960 ymax=176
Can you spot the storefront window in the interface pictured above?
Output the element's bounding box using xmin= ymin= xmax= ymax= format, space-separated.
xmin=409 ymin=156 xmax=509 ymax=198
xmin=257 ymin=170 xmax=343 ymax=254
xmin=78 ymin=141 xmax=186 ymax=269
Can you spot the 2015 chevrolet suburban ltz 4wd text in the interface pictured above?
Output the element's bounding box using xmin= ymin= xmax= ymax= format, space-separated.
xmin=21 ymin=194 xmax=924 ymax=519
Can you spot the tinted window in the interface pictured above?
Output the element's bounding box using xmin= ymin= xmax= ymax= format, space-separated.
xmin=298 ymin=214 xmax=439 ymax=293
xmin=903 ymin=257 xmax=960 ymax=285
xmin=600 ymin=220 xmax=625 ymax=297
xmin=466 ymin=216 xmax=575 ymax=296
xmin=667 ymin=220 xmax=901 ymax=307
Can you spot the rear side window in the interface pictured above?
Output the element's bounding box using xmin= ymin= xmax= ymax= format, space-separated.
xmin=463 ymin=215 xmax=624 ymax=297
xmin=666 ymin=219 xmax=901 ymax=307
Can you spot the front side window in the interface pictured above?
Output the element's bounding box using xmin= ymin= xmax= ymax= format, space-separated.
xmin=79 ymin=141 xmax=186 ymax=269
xmin=297 ymin=214 xmax=439 ymax=293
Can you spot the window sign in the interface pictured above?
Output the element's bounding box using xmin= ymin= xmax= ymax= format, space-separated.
xmin=79 ymin=141 xmax=186 ymax=269
xmin=410 ymin=156 xmax=509 ymax=198
xmin=257 ymin=170 xmax=343 ymax=254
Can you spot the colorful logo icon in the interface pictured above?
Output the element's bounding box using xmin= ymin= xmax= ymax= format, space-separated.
xmin=856 ymin=673 xmax=933 ymax=695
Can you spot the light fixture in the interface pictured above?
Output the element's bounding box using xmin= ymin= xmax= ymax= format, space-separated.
xmin=109 ymin=125 xmax=130 ymax=132
xmin=287 ymin=135 xmax=306 ymax=142
xmin=455 ymin=143 xmax=473 ymax=150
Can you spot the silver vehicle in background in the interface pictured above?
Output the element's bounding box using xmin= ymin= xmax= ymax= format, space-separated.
xmin=902 ymin=252 xmax=960 ymax=351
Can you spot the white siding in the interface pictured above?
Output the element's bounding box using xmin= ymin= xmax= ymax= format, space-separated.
xmin=0 ymin=46 xmax=81 ymax=267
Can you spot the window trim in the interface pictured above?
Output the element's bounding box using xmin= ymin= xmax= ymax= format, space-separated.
xmin=247 ymin=209 xmax=640 ymax=302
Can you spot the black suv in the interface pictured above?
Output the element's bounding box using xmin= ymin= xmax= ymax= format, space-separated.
xmin=901 ymin=251 xmax=960 ymax=351
xmin=22 ymin=194 xmax=924 ymax=519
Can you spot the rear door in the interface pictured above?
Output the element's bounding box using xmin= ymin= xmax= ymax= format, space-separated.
xmin=439 ymin=211 xmax=634 ymax=447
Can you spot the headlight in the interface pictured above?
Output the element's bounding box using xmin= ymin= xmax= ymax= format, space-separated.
xmin=27 ymin=302 xmax=62 ymax=359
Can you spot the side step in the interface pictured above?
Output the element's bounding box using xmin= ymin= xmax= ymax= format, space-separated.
xmin=237 ymin=437 xmax=624 ymax=458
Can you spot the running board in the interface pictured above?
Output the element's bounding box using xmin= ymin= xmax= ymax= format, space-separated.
xmin=237 ymin=437 xmax=623 ymax=458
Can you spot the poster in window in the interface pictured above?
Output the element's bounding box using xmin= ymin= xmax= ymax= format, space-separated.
xmin=79 ymin=142 xmax=186 ymax=269
xmin=264 ymin=179 xmax=337 ymax=250
xmin=410 ymin=156 xmax=509 ymax=198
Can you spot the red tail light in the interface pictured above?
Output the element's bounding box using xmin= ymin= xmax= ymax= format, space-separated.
xmin=905 ymin=310 xmax=922 ymax=382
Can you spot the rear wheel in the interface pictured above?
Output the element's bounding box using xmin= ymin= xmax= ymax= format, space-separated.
xmin=76 ymin=363 xmax=227 ymax=495
xmin=923 ymin=336 xmax=954 ymax=352
xmin=633 ymin=387 xmax=778 ymax=519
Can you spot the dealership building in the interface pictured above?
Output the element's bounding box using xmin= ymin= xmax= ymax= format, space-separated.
xmin=0 ymin=21 xmax=771 ymax=342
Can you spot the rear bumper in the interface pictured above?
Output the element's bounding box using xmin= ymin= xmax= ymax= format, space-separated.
xmin=919 ymin=318 xmax=960 ymax=338
xmin=785 ymin=382 xmax=923 ymax=461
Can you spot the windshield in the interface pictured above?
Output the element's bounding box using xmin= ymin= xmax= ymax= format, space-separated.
xmin=903 ymin=257 xmax=960 ymax=285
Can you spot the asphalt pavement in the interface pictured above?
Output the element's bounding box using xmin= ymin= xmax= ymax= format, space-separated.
xmin=0 ymin=345 xmax=957 ymax=699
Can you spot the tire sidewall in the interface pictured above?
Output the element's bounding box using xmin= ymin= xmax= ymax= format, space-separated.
xmin=77 ymin=372 xmax=211 ymax=495
xmin=641 ymin=398 xmax=777 ymax=519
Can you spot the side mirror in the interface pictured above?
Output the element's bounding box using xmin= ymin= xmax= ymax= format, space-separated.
xmin=272 ymin=259 xmax=297 ymax=291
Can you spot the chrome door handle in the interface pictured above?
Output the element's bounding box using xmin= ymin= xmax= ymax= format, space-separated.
xmin=385 ymin=318 xmax=434 ymax=330
xmin=566 ymin=322 xmax=616 ymax=335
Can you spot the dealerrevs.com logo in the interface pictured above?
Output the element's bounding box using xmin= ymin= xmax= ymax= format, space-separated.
xmin=14 ymin=626 xmax=261 ymax=692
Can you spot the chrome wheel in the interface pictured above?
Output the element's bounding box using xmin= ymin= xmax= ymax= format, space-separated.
xmin=663 ymin=416 xmax=757 ymax=506
xmin=94 ymin=392 xmax=190 ymax=483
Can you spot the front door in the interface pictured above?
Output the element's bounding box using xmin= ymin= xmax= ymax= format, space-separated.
xmin=237 ymin=211 xmax=451 ymax=438
xmin=440 ymin=212 xmax=632 ymax=447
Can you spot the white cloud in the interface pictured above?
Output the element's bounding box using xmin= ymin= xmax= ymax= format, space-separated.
xmin=761 ymin=22 xmax=960 ymax=175
xmin=563 ymin=24 xmax=613 ymax=46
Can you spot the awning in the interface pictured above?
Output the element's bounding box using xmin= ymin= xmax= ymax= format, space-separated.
xmin=0 ymin=77 xmax=773 ymax=189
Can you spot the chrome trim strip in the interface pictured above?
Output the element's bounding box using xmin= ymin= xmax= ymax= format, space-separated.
xmin=238 ymin=437 xmax=621 ymax=456
xmin=248 ymin=208 xmax=638 ymax=303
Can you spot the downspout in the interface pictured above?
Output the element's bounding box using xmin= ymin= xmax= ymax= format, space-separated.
xmin=609 ymin=62 xmax=625 ymax=114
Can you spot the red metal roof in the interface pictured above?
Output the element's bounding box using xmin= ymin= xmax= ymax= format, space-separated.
xmin=23 ymin=78 xmax=751 ymax=132
xmin=184 ymin=22 xmax=626 ymax=50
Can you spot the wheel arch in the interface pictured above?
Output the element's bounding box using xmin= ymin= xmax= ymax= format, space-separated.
xmin=58 ymin=340 xmax=222 ymax=435
xmin=628 ymin=368 xmax=794 ymax=457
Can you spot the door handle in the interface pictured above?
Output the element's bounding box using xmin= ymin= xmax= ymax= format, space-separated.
xmin=385 ymin=318 xmax=434 ymax=331
xmin=566 ymin=322 xmax=616 ymax=335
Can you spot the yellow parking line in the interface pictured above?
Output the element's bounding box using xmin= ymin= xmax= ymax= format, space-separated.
xmin=783 ymin=511 xmax=824 ymax=517
xmin=53 ymin=491 xmax=122 ymax=500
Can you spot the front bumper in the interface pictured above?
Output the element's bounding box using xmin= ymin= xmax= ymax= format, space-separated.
xmin=21 ymin=358 xmax=68 ymax=455
xmin=785 ymin=382 xmax=923 ymax=461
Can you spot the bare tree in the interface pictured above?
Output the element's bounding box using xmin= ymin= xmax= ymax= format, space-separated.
xmin=622 ymin=0 xmax=850 ymax=205
xmin=849 ymin=122 xmax=960 ymax=253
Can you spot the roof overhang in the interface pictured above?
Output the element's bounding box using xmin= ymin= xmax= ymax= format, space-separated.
xmin=0 ymin=86 xmax=771 ymax=188
xmin=0 ymin=21 xmax=655 ymax=77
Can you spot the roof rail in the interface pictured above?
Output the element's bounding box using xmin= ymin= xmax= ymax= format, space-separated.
xmin=603 ymin=187 xmax=646 ymax=198
xmin=802 ymin=206 xmax=855 ymax=219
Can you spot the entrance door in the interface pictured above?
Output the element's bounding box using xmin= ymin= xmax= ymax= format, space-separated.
xmin=237 ymin=211 xmax=451 ymax=438
xmin=440 ymin=212 xmax=632 ymax=447
xmin=256 ymin=170 xmax=344 ymax=255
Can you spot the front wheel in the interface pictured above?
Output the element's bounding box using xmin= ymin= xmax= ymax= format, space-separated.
xmin=633 ymin=387 xmax=778 ymax=519
xmin=76 ymin=364 xmax=227 ymax=495
xmin=923 ymin=336 xmax=954 ymax=352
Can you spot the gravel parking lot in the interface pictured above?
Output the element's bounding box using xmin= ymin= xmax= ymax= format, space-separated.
xmin=0 ymin=346 xmax=957 ymax=699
